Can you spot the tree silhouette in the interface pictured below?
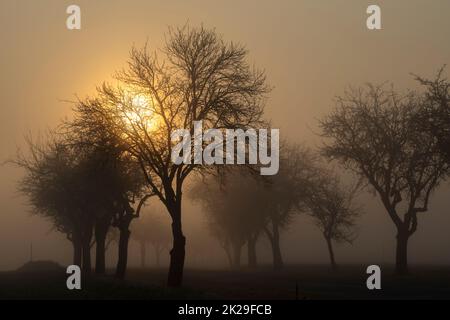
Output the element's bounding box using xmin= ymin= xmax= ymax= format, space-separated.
xmin=320 ymin=83 xmax=449 ymax=274
xmin=262 ymin=144 xmax=316 ymax=270
xmin=66 ymin=101 xmax=154 ymax=278
xmin=75 ymin=140 xmax=145 ymax=276
xmin=72 ymin=25 xmax=269 ymax=286
xmin=305 ymin=170 xmax=361 ymax=271
xmin=131 ymin=210 xmax=171 ymax=268
xmin=190 ymin=168 xmax=268 ymax=269
xmin=14 ymin=135 xmax=99 ymax=272
xmin=191 ymin=148 xmax=314 ymax=271
xmin=415 ymin=68 xmax=450 ymax=164
xmin=14 ymin=132 xmax=147 ymax=277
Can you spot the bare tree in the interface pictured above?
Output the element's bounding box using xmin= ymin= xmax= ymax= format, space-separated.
xmin=67 ymin=127 xmax=150 ymax=278
xmin=13 ymin=135 xmax=88 ymax=269
xmin=320 ymin=83 xmax=449 ymax=274
xmin=13 ymin=131 xmax=147 ymax=277
xmin=131 ymin=210 xmax=171 ymax=268
xmin=305 ymin=170 xmax=361 ymax=271
xmin=80 ymin=142 xmax=145 ymax=276
xmin=192 ymin=146 xmax=313 ymax=271
xmin=13 ymin=136 xmax=97 ymax=272
xmin=414 ymin=67 xmax=450 ymax=163
xmin=263 ymin=144 xmax=316 ymax=270
xmin=190 ymin=168 xmax=268 ymax=269
xmin=72 ymin=25 xmax=269 ymax=286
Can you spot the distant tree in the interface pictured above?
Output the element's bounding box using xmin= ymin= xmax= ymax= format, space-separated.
xmin=320 ymin=83 xmax=449 ymax=274
xmin=72 ymin=25 xmax=269 ymax=286
xmin=192 ymin=148 xmax=313 ymax=271
xmin=105 ymin=227 xmax=119 ymax=253
xmin=262 ymin=144 xmax=316 ymax=270
xmin=131 ymin=210 xmax=171 ymax=267
xmin=75 ymin=141 xmax=143 ymax=275
xmin=13 ymin=133 xmax=148 ymax=277
xmin=190 ymin=169 xmax=268 ymax=269
xmin=66 ymin=102 xmax=152 ymax=278
xmin=240 ymin=175 xmax=267 ymax=268
xmin=305 ymin=170 xmax=361 ymax=271
xmin=184 ymin=223 xmax=212 ymax=268
xmin=14 ymin=135 xmax=97 ymax=271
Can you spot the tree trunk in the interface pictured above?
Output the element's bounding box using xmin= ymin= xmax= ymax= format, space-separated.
xmin=326 ymin=237 xmax=338 ymax=271
xmin=95 ymin=219 xmax=109 ymax=274
xmin=140 ymin=241 xmax=146 ymax=268
xmin=247 ymin=236 xmax=257 ymax=268
xmin=95 ymin=236 xmax=106 ymax=274
xmin=395 ymin=228 xmax=409 ymax=275
xmin=223 ymin=243 xmax=233 ymax=269
xmin=81 ymin=236 xmax=91 ymax=274
xmin=115 ymin=224 xmax=131 ymax=279
xmin=231 ymin=242 xmax=242 ymax=269
xmin=270 ymin=221 xmax=283 ymax=270
xmin=167 ymin=215 xmax=186 ymax=287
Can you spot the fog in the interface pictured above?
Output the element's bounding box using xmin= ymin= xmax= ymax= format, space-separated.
xmin=0 ymin=0 xmax=449 ymax=271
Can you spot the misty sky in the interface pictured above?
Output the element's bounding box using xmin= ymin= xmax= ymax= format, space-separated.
xmin=0 ymin=0 xmax=449 ymax=270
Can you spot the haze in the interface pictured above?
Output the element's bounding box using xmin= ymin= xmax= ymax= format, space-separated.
xmin=0 ymin=0 xmax=449 ymax=271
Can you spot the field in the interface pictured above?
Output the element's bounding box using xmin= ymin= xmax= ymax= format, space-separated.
xmin=1 ymin=263 xmax=450 ymax=300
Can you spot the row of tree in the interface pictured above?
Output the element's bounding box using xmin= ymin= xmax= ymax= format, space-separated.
xmin=190 ymin=145 xmax=360 ymax=271
xmin=190 ymin=67 xmax=450 ymax=275
xmin=14 ymin=133 xmax=150 ymax=278
xmin=12 ymin=25 xmax=449 ymax=287
xmin=131 ymin=210 xmax=170 ymax=268
xmin=320 ymin=73 xmax=449 ymax=274
xmin=14 ymin=25 xmax=268 ymax=286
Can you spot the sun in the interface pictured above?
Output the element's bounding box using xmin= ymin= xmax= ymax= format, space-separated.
xmin=132 ymin=94 xmax=149 ymax=109
xmin=122 ymin=93 xmax=159 ymax=130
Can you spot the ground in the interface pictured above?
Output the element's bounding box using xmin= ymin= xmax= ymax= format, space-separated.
xmin=1 ymin=263 xmax=450 ymax=299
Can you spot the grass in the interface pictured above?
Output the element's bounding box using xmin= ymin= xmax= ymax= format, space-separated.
xmin=1 ymin=263 xmax=450 ymax=299
xmin=0 ymin=263 xmax=206 ymax=300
